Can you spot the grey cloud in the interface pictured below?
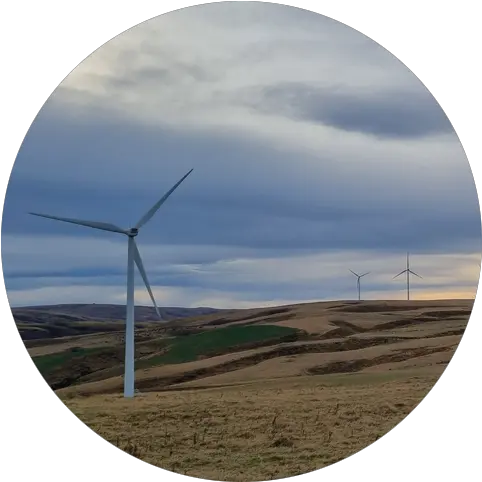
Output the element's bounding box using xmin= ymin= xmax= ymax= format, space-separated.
xmin=3 ymin=176 xmax=480 ymax=255
xmin=5 ymin=247 xmax=478 ymax=308
xmin=243 ymin=82 xmax=453 ymax=139
xmin=108 ymin=58 xmax=218 ymax=92
xmin=3 ymin=109 xmax=479 ymax=256
xmin=2 ymin=2 xmax=480 ymax=306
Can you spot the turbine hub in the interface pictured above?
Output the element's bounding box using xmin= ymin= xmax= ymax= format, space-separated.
xmin=128 ymin=228 xmax=139 ymax=237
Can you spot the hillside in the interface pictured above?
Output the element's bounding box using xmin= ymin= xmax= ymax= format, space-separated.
xmin=21 ymin=298 xmax=472 ymax=393
xmin=26 ymin=298 xmax=474 ymax=481
xmin=12 ymin=303 xmax=222 ymax=340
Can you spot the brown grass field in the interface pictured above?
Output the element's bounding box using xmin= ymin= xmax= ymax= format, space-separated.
xmin=26 ymin=299 xmax=473 ymax=481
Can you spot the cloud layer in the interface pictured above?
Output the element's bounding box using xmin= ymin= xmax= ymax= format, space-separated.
xmin=2 ymin=2 xmax=480 ymax=308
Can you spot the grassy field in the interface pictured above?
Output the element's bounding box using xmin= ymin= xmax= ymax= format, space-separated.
xmin=21 ymin=299 xmax=473 ymax=481
xmin=31 ymin=324 xmax=300 ymax=389
xmin=62 ymin=369 xmax=442 ymax=481
xmin=33 ymin=347 xmax=106 ymax=375
xmin=137 ymin=325 xmax=299 ymax=368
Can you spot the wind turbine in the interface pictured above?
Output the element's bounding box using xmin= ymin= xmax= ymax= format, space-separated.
xmin=393 ymin=251 xmax=422 ymax=300
xmin=349 ymin=270 xmax=370 ymax=301
xmin=28 ymin=168 xmax=194 ymax=398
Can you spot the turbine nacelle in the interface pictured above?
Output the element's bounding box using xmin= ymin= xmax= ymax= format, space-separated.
xmin=128 ymin=228 xmax=139 ymax=237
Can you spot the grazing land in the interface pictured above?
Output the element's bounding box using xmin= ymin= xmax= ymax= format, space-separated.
xmin=65 ymin=371 xmax=442 ymax=481
xmin=17 ymin=299 xmax=473 ymax=481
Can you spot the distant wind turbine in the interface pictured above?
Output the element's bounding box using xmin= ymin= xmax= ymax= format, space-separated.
xmin=29 ymin=169 xmax=194 ymax=398
xmin=393 ymin=252 xmax=422 ymax=300
xmin=349 ymin=269 xmax=370 ymax=301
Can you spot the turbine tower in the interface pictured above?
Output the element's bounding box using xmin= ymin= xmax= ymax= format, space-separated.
xmin=29 ymin=169 xmax=193 ymax=398
xmin=393 ymin=251 xmax=422 ymax=300
xmin=349 ymin=270 xmax=370 ymax=301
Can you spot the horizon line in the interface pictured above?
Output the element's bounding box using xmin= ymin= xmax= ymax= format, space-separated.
xmin=9 ymin=297 xmax=476 ymax=310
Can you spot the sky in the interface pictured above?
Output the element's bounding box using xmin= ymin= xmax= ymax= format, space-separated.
xmin=1 ymin=2 xmax=481 ymax=309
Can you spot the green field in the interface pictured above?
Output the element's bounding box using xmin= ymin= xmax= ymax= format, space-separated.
xmin=32 ymin=325 xmax=300 ymax=380
xmin=33 ymin=347 xmax=106 ymax=375
xmin=138 ymin=324 xmax=300 ymax=368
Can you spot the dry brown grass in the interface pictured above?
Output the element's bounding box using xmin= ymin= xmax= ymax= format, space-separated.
xmin=270 ymin=299 xmax=472 ymax=333
xmin=35 ymin=299 xmax=471 ymax=359
xmin=169 ymin=336 xmax=460 ymax=387
xmin=62 ymin=369 xmax=442 ymax=481
xmin=57 ymin=325 xmax=461 ymax=396
xmin=50 ymin=299 xmax=473 ymax=481
xmin=27 ymin=332 xmax=122 ymax=356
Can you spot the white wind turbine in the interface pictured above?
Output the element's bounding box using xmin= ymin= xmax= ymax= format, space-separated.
xmin=393 ymin=251 xmax=422 ymax=300
xmin=349 ymin=269 xmax=370 ymax=301
xmin=29 ymin=169 xmax=193 ymax=398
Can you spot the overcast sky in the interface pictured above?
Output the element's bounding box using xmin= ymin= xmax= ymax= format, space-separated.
xmin=2 ymin=2 xmax=481 ymax=308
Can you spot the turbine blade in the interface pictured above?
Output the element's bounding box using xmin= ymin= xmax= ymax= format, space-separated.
xmin=29 ymin=212 xmax=127 ymax=234
xmin=393 ymin=269 xmax=407 ymax=279
xmin=360 ymin=272 xmax=370 ymax=277
xmin=349 ymin=269 xmax=359 ymax=277
xmin=135 ymin=169 xmax=194 ymax=229
xmin=131 ymin=239 xmax=161 ymax=319
xmin=409 ymin=270 xmax=423 ymax=279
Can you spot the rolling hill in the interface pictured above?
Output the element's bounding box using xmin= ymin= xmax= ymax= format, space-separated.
xmin=11 ymin=303 xmax=222 ymax=340
xmin=20 ymin=298 xmax=474 ymax=480
xmin=18 ymin=298 xmax=472 ymax=393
